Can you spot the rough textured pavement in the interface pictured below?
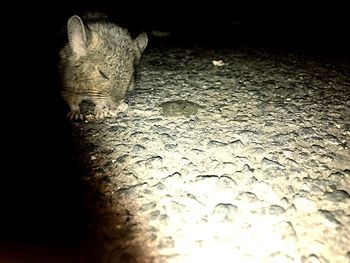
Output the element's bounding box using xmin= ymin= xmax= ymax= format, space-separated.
xmin=67 ymin=40 xmax=349 ymax=263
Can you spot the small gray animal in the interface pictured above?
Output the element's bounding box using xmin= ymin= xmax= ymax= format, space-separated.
xmin=59 ymin=12 xmax=148 ymax=120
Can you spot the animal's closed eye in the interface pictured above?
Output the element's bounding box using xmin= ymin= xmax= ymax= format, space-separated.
xmin=98 ymin=69 xmax=109 ymax=80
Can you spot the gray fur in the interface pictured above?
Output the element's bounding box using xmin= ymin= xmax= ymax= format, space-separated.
xmin=59 ymin=12 xmax=148 ymax=120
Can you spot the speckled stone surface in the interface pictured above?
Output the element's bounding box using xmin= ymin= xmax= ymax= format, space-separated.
xmin=70 ymin=42 xmax=350 ymax=263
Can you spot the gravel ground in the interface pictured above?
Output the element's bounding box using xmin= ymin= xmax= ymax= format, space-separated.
xmin=62 ymin=40 xmax=350 ymax=263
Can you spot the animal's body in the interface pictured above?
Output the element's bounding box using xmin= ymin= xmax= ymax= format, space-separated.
xmin=59 ymin=12 xmax=148 ymax=120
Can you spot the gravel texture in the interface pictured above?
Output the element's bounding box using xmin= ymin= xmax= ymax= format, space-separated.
xmin=69 ymin=41 xmax=350 ymax=263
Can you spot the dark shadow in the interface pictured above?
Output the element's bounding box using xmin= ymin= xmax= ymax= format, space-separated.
xmin=1 ymin=4 xmax=154 ymax=262
xmin=0 ymin=11 xmax=87 ymax=260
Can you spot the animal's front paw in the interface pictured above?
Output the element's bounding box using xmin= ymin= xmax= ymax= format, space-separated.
xmin=67 ymin=110 xmax=83 ymax=121
xmin=98 ymin=102 xmax=128 ymax=118
xmin=90 ymin=102 xmax=128 ymax=121
xmin=93 ymin=107 xmax=111 ymax=120
xmin=117 ymin=102 xmax=128 ymax=112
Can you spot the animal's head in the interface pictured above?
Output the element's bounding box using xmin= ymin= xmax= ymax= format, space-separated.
xmin=60 ymin=15 xmax=148 ymax=97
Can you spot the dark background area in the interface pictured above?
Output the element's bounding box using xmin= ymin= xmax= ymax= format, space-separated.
xmin=4 ymin=1 xmax=349 ymax=261
xmin=43 ymin=1 xmax=349 ymax=52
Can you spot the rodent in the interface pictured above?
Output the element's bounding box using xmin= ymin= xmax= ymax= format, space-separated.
xmin=59 ymin=12 xmax=148 ymax=120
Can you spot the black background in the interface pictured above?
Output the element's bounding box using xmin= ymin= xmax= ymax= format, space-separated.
xmin=44 ymin=1 xmax=349 ymax=51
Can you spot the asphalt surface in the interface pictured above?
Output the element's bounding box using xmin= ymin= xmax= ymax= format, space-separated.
xmin=64 ymin=37 xmax=350 ymax=262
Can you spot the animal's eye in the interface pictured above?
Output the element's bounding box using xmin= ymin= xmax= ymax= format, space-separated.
xmin=98 ymin=69 xmax=109 ymax=80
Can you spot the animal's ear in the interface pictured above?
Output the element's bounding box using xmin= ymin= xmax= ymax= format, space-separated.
xmin=135 ymin=32 xmax=148 ymax=53
xmin=67 ymin=15 xmax=88 ymax=57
